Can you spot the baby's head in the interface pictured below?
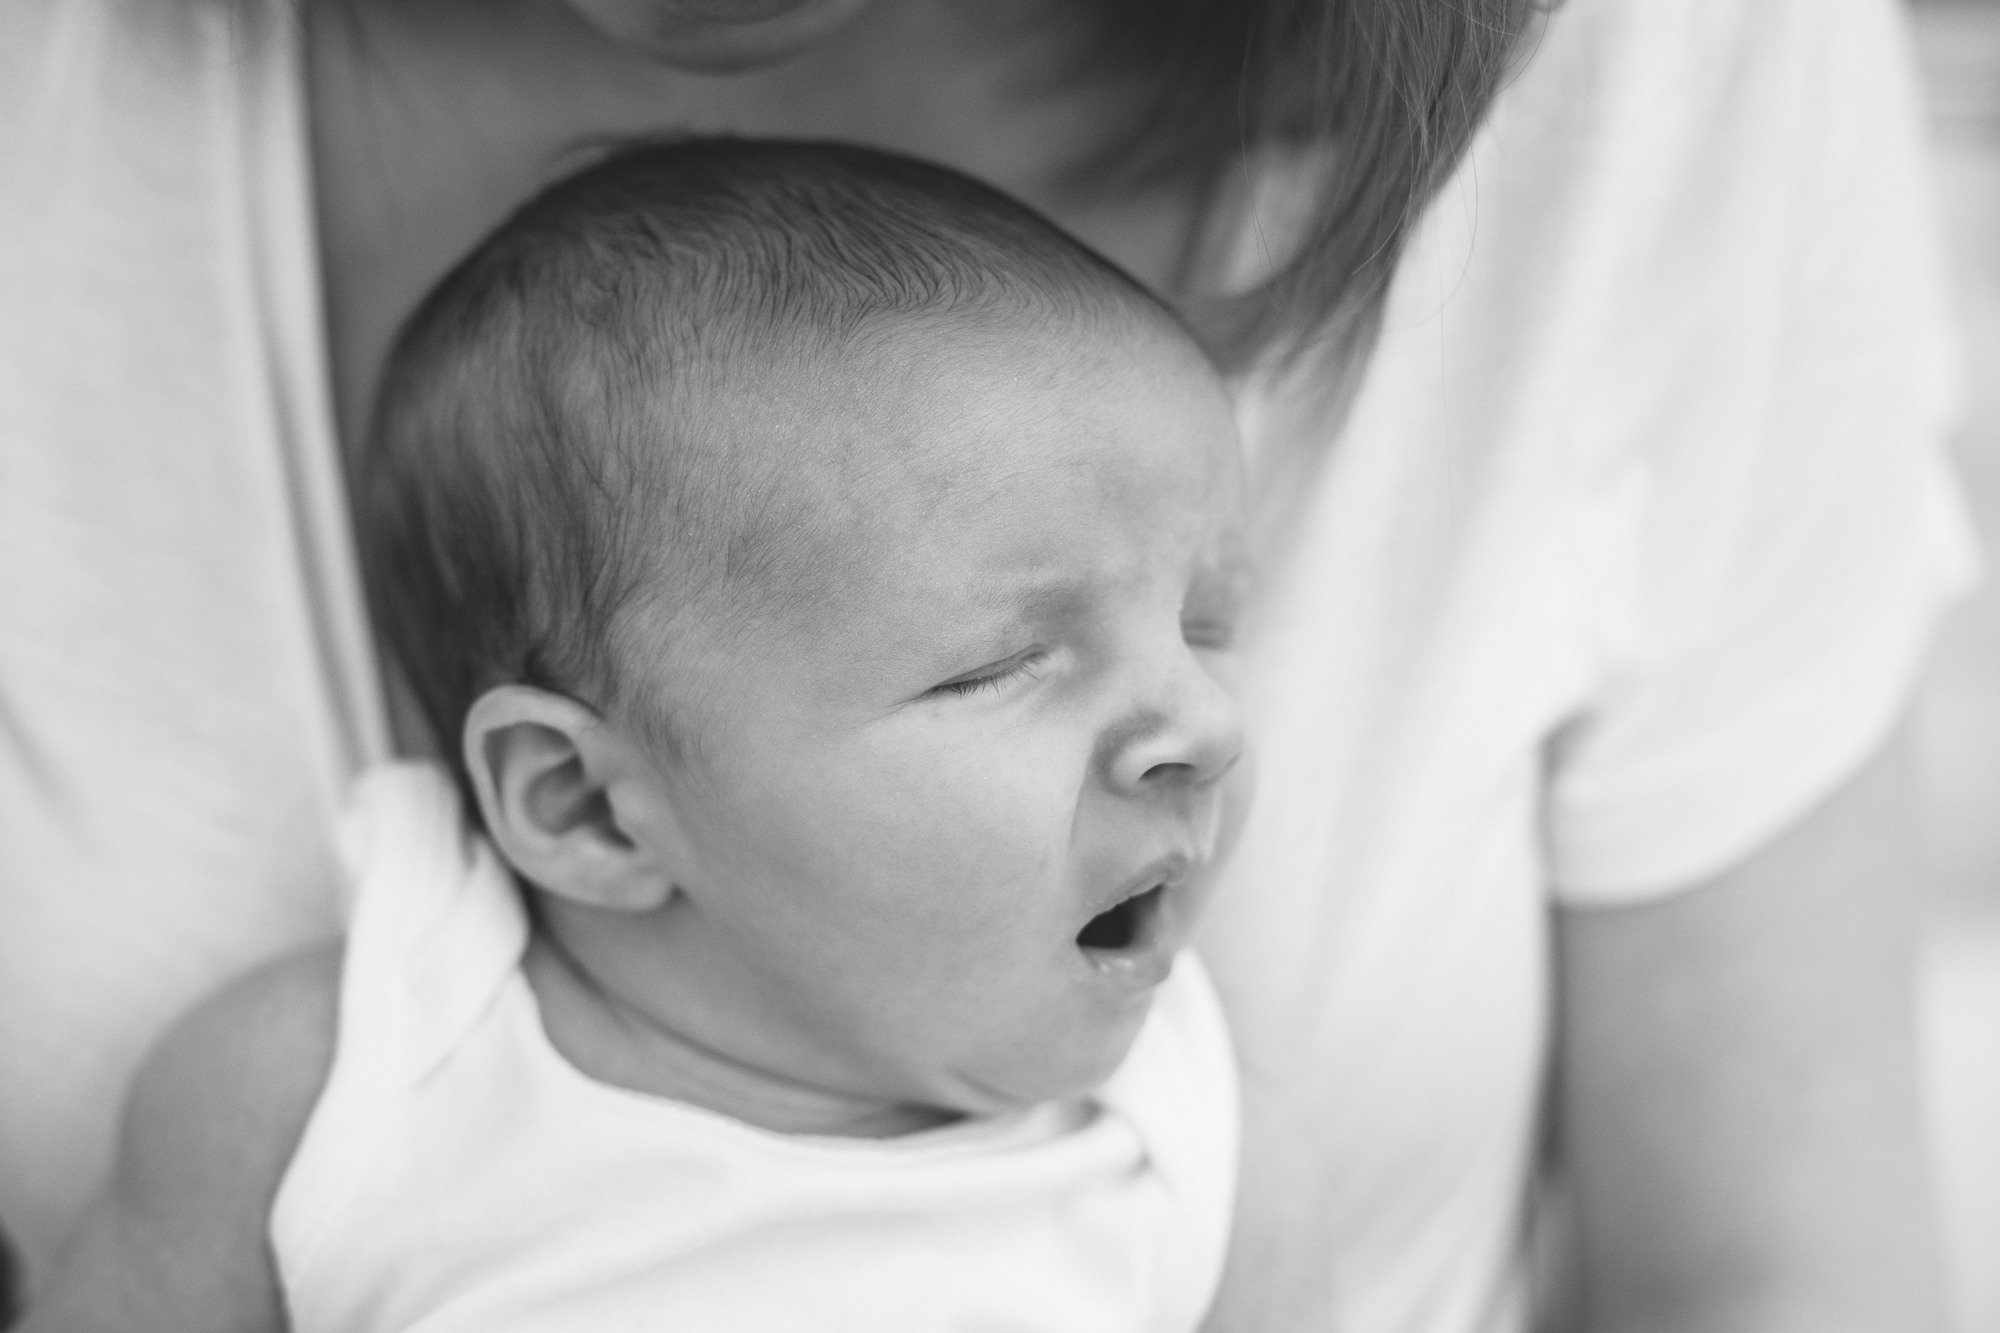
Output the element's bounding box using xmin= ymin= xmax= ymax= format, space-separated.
xmin=360 ymin=140 xmax=1247 ymax=1121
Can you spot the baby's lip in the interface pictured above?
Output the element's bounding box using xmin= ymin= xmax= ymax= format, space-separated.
xmin=1084 ymin=851 xmax=1195 ymax=924
xmin=1074 ymin=852 xmax=1198 ymax=989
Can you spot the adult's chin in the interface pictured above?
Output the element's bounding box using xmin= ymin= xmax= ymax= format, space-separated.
xmin=560 ymin=0 xmax=880 ymax=73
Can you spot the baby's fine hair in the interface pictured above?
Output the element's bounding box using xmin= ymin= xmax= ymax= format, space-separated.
xmin=356 ymin=138 xmax=1177 ymax=793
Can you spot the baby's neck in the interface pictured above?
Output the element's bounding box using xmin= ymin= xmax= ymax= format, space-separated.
xmin=521 ymin=926 xmax=959 ymax=1140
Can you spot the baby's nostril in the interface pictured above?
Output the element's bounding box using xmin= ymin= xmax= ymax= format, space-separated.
xmin=1139 ymin=761 xmax=1195 ymax=784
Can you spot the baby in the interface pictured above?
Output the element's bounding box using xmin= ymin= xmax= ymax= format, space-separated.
xmin=30 ymin=140 xmax=1249 ymax=1331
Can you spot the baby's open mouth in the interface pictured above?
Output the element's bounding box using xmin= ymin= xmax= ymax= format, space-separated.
xmin=1076 ymin=884 xmax=1166 ymax=952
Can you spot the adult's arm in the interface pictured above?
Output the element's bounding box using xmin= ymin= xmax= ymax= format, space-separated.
xmin=0 ymin=1216 xmax=19 ymax=1327
xmin=1552 ymin=729 xmax=1945 ymax=1332
xmin=20 ymin=947 xmax=339 ymax=1333
xmin=1526 ymin=0 xmax=1968 ymax=1322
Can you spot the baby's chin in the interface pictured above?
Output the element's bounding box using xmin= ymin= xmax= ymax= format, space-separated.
xmin=921 ymin=992 xmax=1159 ymax=1118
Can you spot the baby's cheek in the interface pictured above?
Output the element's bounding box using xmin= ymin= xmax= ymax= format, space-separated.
xmin=915 ymin=730 xmax=1077 ymax=826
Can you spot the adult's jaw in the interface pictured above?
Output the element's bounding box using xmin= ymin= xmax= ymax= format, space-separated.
xmin=559 ymin=0 xmax=881 ymax=72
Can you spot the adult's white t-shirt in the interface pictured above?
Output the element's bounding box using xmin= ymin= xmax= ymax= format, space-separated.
xmin=0 ymin=0 xmax=1973 ymax=1328
xmin=1203 ymin=4 xmax=1972 ymax=1327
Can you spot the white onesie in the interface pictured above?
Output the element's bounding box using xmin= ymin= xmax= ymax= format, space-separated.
xmin=270 ymin=762 xmax=1238 ymax=1333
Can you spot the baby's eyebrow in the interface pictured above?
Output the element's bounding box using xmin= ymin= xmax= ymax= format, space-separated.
xmin=993 ymin=577 xmax=1098 ymax=621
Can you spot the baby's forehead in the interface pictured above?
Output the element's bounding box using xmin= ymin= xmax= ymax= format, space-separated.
xmin=667 ymin=314 xmax=1234 ymax=608
xmin=723 ymin=313 xmax=1213 ymax=517
xmin=600 ymin=310 xmax=1239 ymax=736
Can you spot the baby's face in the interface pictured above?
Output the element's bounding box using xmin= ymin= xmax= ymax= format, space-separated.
xmin=628 ymin=315 xmax=1247 ymax=1113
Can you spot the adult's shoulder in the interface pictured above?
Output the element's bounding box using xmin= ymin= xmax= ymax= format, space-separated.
xmin=1461 ymin=0 xmax=1946 ymax=473
xmin=0 ymin=0 xmax=301 ymax=245
xmin=1499 ymin=0 xmax=1919 ymax=163
xmin=1505 ymin=0 xmax=1969 ymax=902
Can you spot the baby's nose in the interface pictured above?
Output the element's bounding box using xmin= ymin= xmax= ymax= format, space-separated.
xmin=1104 ymin=654 xmax=1244 ymax=796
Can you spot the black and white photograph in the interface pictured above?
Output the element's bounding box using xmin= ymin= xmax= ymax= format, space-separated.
xmin=2 ymin=0 xmax=1998 ymax=1329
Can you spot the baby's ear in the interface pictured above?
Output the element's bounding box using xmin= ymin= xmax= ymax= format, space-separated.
xmin=462 ymin=685 xmax=680 ymax=913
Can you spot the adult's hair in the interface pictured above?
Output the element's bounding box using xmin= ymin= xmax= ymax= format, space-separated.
xmin=357 ymin=138 xmax=1184 ymax=801
xmin=1078 ymin=0 xmax=1543 ymax=366
xmin=237 ymin=0 xmax=1540 ymax=368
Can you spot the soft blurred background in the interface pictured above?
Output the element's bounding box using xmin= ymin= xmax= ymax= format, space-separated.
xmin=1908 ymin=0 xmax=2000 ymax=1327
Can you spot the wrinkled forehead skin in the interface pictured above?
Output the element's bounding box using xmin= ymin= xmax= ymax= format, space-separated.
xmin=612 ymin=305 xmax=1237 ymax=726
xmin=558 ymin=0 xmax=880 ymax=71
xmin=718 ymin=310 xmax=1222 ymax=613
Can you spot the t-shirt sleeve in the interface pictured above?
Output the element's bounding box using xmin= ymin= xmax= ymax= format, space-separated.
xmin=1544 ymin=0 xmax=1979 ymax=905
